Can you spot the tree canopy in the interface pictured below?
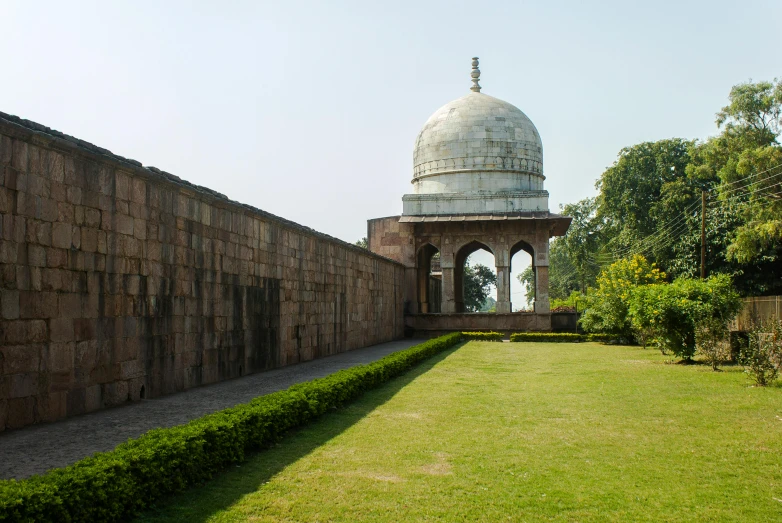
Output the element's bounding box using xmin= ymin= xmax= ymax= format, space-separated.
xmin=548 ymin=78 xmax=782 ymax=298
xmin=463 ymin=262 xmax=497 ymax=312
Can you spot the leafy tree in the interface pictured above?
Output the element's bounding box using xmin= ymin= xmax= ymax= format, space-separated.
xmin=518 ymin=215 xmax=592 ymax=308
xmin=686 ymin=79 xmax=782 ymax=265
xmin=479 ymin=296 xmax=496 ymax=312
xmin=547 ymin=241 xmax=579 ymax=300
xmin=463 ymin=263 xmax=497 ymax=312
xmin=517 ymin=265 xmax=535 ymax=307
xmin=355 ymin=237 xmax=368 ymax=249
xmin=596 ymin=138 xmax=698 ymax=267
xmin=579 ymin=255 xmax=666 ymax=339
xmin=573 ymin=79 xmax=782 ymax=296
xmin=627 ymin=274 xmax=742 ymax=362
xmin=557 ymin=198 xmax=607 ymax=292
xmin=665 ymin=197 xmax=782 ymax=295
xmin=551 ymin=291 xmax=586 ymax=311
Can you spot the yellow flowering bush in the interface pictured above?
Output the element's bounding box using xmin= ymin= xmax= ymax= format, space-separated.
xmin=580 ymin=255 xmax=666 ymax=339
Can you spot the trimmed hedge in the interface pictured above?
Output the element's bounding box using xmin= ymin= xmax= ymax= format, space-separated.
xmin=461 ymin=331 xmax=503 ymax=341
xmin=0 ymin=333 xmax=463 ymax=522
xmin=585 ymin=333 xmax=614 ymax=343
xmin=509 ymin=333 xmax=615 ymax=343
xmin=510 ymin=332 xmax=584 ymax=343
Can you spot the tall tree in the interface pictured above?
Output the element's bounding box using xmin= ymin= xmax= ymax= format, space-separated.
xmin=688 ymin=79 xmax=782 ymax=264
xmin=596 ymin=138 xmax=698 ymax=267
xmin=463 ymin=263 xmax=497 ymax=312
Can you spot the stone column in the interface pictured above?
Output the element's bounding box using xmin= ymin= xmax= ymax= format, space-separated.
xmin=417 ymin=263 xmax=429 ymax=314
xmin=440 ymin=252 xmax=456 ymax=313
xmin=534 ymin=265 xmax=550 ymax=313
xmin=495 ymin=265 xmax=511 ymax=313
xmin=404 ymin=267 xmax=418 ymax=314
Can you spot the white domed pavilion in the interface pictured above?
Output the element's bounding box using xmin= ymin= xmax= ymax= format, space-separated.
xmin=367 ymin=58 xmax=571 ymax=331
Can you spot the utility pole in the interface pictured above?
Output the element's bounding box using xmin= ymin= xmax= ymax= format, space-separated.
xmin=700 ymin=189 xmax=706 ymax=279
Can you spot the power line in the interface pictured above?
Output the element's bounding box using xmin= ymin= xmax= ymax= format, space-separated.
xmin=715 ymin=161 xmax=782 ymax=190
xmin=548 ymin=166 xmax=782 ymax=284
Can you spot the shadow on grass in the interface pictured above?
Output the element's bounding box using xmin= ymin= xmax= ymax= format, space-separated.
xmin=135 ymin=343 xmax=465 ymax=523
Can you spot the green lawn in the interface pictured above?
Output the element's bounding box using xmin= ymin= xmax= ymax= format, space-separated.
xmin=138 ymin=342 xmax=782 ymax=522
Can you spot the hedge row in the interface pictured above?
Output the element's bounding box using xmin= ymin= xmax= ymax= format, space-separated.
xmin=0 ymin=333 xmax=464 ymax=522
xmin=461 ymin=331 xmax=504 ymax=341
xmin=508 ymin=333 xmax=614 ymax=343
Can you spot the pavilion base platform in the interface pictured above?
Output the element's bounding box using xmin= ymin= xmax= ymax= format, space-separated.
xmin=406 ymin=312 xmax=551 ymax=337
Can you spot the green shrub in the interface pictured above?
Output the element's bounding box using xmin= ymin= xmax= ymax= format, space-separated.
xmin=461 ymin=331 xmax=503 ymax=341
xmin=550 ymin=291 xmax=586 ymax=311
xmin=579 ymin=255 xmax=666 ymax=339
xmin=627 ymin=274 xmax=742 ymax=361
xmin=739 ymin=319 xmax=782 ymax=386
xmin=510 ymin=332 xmax=585 ymax=343
xmin=0 ymin=333 xmax=463 ymax=522
xmin=585 ymin=333 xmax=615 ymax=343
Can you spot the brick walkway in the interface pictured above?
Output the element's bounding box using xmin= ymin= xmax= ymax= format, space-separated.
xmin=0 ymin=339 xmax=420 ymax=480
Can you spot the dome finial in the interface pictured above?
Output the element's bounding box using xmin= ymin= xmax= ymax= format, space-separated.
xmin=470 ymin=57 xmax=481 ymax=92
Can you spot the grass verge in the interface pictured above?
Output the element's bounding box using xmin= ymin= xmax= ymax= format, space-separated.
xmin=0 ymin=334 xmax=463 ymax=522
xmin=139 ymin=341 xmax=782 ymax=522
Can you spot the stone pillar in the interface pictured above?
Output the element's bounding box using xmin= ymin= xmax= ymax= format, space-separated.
xmin=404 ymin=267 xmax=418 ymax=314
xmin=417 ymin=268 xmax=429 ymax=313
xmin=440 ymin=252 xmax=456 ymax=313
xmin=534 ymin=265 xmax=550 ymax=313
xmin=495 ymin=265 xmax=511 ymax=313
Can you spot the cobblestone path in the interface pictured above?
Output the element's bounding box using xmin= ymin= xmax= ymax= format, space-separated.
xmin=0 ymin=339 xmax=420 ymax=480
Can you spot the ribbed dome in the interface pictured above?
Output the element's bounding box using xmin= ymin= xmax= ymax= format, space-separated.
xmin=412 ymin=91 xmax=543 ymax=195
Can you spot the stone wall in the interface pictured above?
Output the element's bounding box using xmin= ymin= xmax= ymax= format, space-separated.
xmin=0 ymin=113 xmax=404 ymax=431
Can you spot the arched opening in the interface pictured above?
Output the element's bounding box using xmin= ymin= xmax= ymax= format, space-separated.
xmin=239 ymin=365 xmax=243 ymax=377
xmin=417 ymin=243 xmax=442 ymax=313
xmin=139 ymin=385 xmax=146 ymax=400
xmin=510 ymin=241 xmax=535 ymax=312
xmin=455 ymin=241 xmax=497 ymax=313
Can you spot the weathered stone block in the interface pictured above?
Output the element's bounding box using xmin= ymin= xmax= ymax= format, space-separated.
xmin=66 ymin=387 xmax=86 ymax=416
xmin=51 ymin=222 xmax=72 ymax=249
xmin=39 ymin=197 xmax=59 ymax=222
xmin=0 ymin=240 xmax=18 ymax=264
xmin=84 ymin=384 xmax=102 ymax=412
xmin=115 ymin=172 xmax=130 ymax=200
xmin=74 ymin=318 xmax=97 ymax=341
xmin=0 ymin=135 xmax=11 ymax=165
xmin=6 ymin=397 xmax=35 ymax=429
xmin=1 ymin=289 xmax=19 ymax=319
xmin=44 ymin=391 xmax=67 ymax=421
xmin=0 ymin=345 xmax=40 ymax=374
xmin=102 ymin=380 xmax=128 ymax=406
xmin=45 ymin=247 xmax=67 ymax=268
xmin=9 ymin=372 xmax=39 ymax=398
xmin=27 ymin=244 xmax=45 ymax=267
xmin=19 ymin=290 xmax=58 ymax=319
xmin=50 ymin=318 xmax=75 ymax=343
xmin=58 ymin=293 xmax=82 ymax=318
xmin=11 ymin=140 xmax=28 ymax=172
xmin=116 ymin=214 xmax=134 ymax=236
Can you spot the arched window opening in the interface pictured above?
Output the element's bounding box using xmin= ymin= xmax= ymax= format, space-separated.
xmin=455 ymin=241 xmax=497 ymax=313
xmin=510 ymin=241 xmax=535 ymax=312
xmin=417 ymin=244 xmax=441 ymax=313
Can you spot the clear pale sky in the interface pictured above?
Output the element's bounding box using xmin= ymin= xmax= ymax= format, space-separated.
xmin=2 ymin=0 xmax=780 ymax=307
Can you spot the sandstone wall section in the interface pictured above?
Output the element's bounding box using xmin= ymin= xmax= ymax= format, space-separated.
xmin=0 ymin=113 xmax=404 ymax=431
